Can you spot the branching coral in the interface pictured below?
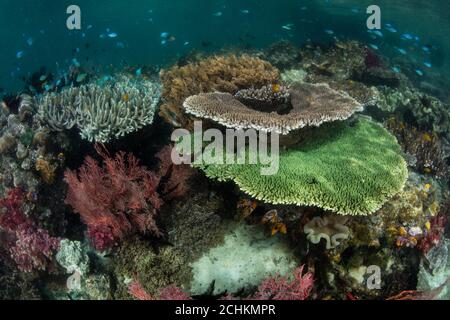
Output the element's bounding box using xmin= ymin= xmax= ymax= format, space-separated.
xmin=249 ymin=265 xmax=314 ymax=300
xmin=37 ymin=76 xmax=161 ymax=143
xmin=183 ymin=83 xmax=363 ymax=134
xmin=0 ymin=189 xmax=60 ymax=272
xmin=64 ymin=145 xmax=191 ymax=251
xmin=195 ymin=118 xmax=408 ymax=215
xmin=304 ymin=215 xmax=350 ymax=249
xmin=159 ymin=54 xmax=280 ymax=128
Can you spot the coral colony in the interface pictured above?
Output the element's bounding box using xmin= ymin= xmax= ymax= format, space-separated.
xmin=0 ymin=38 xmax=449 ymax=301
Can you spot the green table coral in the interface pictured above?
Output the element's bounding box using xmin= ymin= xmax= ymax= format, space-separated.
xmin=195 ymin=118 xmax=408 ymax=215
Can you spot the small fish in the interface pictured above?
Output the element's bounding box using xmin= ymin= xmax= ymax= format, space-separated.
xmin=368 ymin=30 xmax=383 ymax=37
xmin=422 ymin=46 xmax=430 ymax=52
xmin=135 ymin=68 xmax=142 ymax=76
xmin=386 ymin=26 xmax=397 ymax=33
xmin=415 ymin=69 xmax=424 ymax=76
xmin=87 ymin=25 xmax=93 ymax=30
xmin=99 ymin=34 xmax=106 ymax=39
xmin=76 ymin=73 xmax=87 ymax=83
xmin=391 ymin=66 xmax=401 ymax=73
xmin=424 ymin=62 xmax=432 ymax=68
xmin=212 ymin=11 xmax=223 ymax=17
xmin=116 ymin=42 xmax=125 ymax=48
xmin=401 ymin=33 xmax=414 ymax=40
xmin=240 ymin=9 xmax=250 ymax=14
xmin=27 ymin=37 xmax=34 ymax=46
xmin=160 ymin=32 xmax=170 ymax=38
xmin=168 ymin=36 xmax=176 ymax=42
xmin=161 ymin=40 xmax=167 ymax=45
xmin=282 ymin=24 xmax=294 ymax=30
xmin=39 ymin=75 xmax=47 ymax=81
xmin=16 ymin=51 xmax=24 ymax=59
xmin=324 ymin=29 xmax=334 ymax=35
xmin=72 ymin=58 xmax=80 ymax=67
xmin=369 ymin=44 xmax=379 ymax=50
xmin=184 ymin=41 xmax=190 ymax=46
xmin=351 ymin=8 xmax=359 ymax=13
xmin=396 ymin=48 xmax=407 ymax=55
xmin=107 ymin=32 xmax=118 ymax=38
xmin=44 ymin=84 xmax=52 ymax=91
xmin=415 ymin=36 xmax=420 ymax=41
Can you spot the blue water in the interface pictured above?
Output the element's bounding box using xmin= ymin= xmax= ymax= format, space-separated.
xmin=1 ymin=0 xmax=450 ymax=94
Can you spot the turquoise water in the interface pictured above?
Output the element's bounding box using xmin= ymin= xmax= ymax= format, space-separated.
xmin=1 ymin=0 xmax=450 ymax=95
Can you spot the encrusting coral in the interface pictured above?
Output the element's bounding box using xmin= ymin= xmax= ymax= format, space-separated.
xmin=183 ymin=82 xmax=363 ymax=134
xmin=304 ymin=215 xmax=350 ymax=249
xmin=159 ymin=54 xmax=280 ymax=128
xmin=37 ymin=76 xmax=161 ymax=143
xmin=195 ymin=118 xmax=408 ymax=215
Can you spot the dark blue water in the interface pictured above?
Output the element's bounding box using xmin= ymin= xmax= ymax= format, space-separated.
xmin=1 ymin=0 xmax=450 ymax=94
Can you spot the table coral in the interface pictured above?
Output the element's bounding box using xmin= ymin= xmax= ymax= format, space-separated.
xmin=159 ymin=54 xmax=280 ymax=128
xmin=195 ymin=118 xmax=408 ymax=215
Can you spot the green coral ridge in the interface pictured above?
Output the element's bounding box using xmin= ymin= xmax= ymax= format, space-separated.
xmin=195 ymin=118 xmax=408 ymax=215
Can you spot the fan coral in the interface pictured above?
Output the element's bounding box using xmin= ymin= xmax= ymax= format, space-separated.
xmin=250 ymin=265 xmax=313 ymax=300
xmin=159 ymin=54 xmax=280 ymax=128
xmin=128 ymin=281 xmax=191 ymax=300
xmin=64 ymin=146 xmax=163 ymax=250
xmin=0 ymin=189 xmax=60 ymax=272
xmin=304 ymin=215 xmax=350 ymax=249
xmin=183 ymin=83 xmax=363 ymax=134
xmin=195 ymin=118 xmax=408 ymax=215
xmin=64 ymin=145 xmax=191 ymax=251
xmin=37 ymin=76 xmax=161 ymax=143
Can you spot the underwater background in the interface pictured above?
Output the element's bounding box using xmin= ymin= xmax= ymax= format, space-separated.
xmin=1 ymin=0 xmax=450 ymax=99
xmin=0 ymin=0 xmax=450 ymax=301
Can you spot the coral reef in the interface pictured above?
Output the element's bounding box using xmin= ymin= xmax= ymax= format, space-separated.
xmin=189 ymin=223 xmax=299 ymax=295
xmin=37 ymin=76 xmax=161 ymax=143
xmin=184 ymin=83 xmax=363 ymax=134
xmin=159 ymin=54 xmax=280 ymax=128
xmin=0 ymin=189 xmax=60 ymax=272
xmin=195 ymin=118 xmax=408 ymax=215
xmin=304 ymin=215 xmax=350 ymax=249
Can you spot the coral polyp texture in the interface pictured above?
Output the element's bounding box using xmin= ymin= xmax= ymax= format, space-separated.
xmin=159 ymin=54 xmax=280 ymax=127
xmin=37 ymin=76 xmax=161 ymax=143
xmin=183 ymin=83 xmax=363 ymax=134
xmin=195 ymin=118 xmax=408 ymax=215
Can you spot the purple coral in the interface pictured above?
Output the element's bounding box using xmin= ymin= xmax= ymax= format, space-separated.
xmin=0 ymin=189 xmax=60 ymax=272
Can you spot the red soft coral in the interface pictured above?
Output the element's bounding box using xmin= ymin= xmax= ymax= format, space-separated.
xmin=128 ymin=281 xmax=191 ymax=300
xmin=249 ymin=265 xmax=314 ymax=300
xmin=64 ymin=145 xmax=191 ymax=251
xmin=0 ymin=189 xmax=60 ymax=272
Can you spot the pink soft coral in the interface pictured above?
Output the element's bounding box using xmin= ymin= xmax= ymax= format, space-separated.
xmin=249 ymin=265 xmax=314 ymax=300
xmin=0 ymin=189 xmax=60 ymax=272
xmin=64 ymin=145 xmax=192 ymax=251
xmin=128 ymin=281 xmax=191 ymax=300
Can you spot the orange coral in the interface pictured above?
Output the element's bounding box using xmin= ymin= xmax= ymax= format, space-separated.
xmin=35 ymin=156 xmax=57 ymax=184
xmin=159 ymin=54 xmax=280 ymax=128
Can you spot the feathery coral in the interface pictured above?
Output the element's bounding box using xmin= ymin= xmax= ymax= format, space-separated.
xmin=195 ymin=118 xmax=408 ymax=215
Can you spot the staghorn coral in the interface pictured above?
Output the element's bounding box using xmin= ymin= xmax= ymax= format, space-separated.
xmin=159 ymin=54 xmax=280 ymax=128
xmin=195 ymin=118 xmax=408 ymax=215
xmin=183 ymin=82 xmax=363 ymax=135
xmin=37 ymin=76 xmax=161 ymax=143
xmin=304 ymin=215 xmax=350 ymax=249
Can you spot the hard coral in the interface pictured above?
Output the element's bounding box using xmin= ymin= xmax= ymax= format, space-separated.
xmin=195 ymin=118 xmax=407 ymax=215
xmin=0 ymin=189 xmax=60 ymax=272
xmin=183 ymin=83 xmax=363 ymax=135
xmin=159 ymin=54 xmax=280 ymax=128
